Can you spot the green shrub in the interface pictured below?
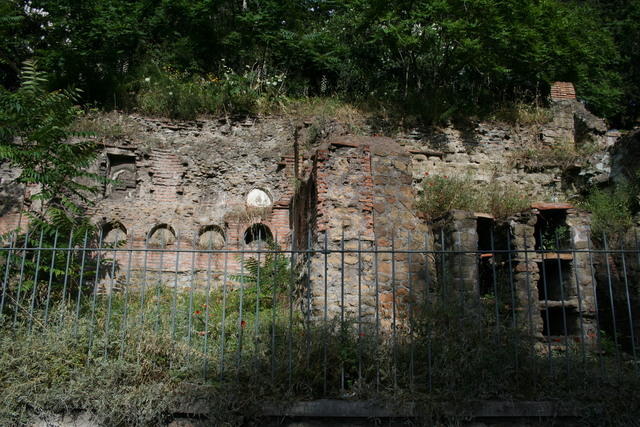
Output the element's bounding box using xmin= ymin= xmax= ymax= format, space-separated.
xmin=582 ymin=184 xmax=635 ymax=237
xmin=417 ymin=175 xmax=530 ymax=220
xmin=135 ymin=67 xmax=222 ymax=120
xmin=416 ymin=175 xmax=479 ymax=221
xmin=134 ymin=65 xmax=287 ymax=119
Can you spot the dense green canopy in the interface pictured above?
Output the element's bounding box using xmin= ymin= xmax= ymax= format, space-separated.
xmin=1 ymin=0 xmax=638 ymax=126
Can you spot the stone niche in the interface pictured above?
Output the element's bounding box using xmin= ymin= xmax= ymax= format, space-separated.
xmin=198 ymin=225 xmax=226 ymax=250
xmin=246 ymin=188 xmax=272 ymax=208
xmin=102 ymin=222 xmax=127 ymax=244
xmin=105 ymin=152 xmax=137 ymax=199
xmin=244 ymin=223 xmax=273 ymax=247
xmin=147 ymin=224 xmax=176 ymax=248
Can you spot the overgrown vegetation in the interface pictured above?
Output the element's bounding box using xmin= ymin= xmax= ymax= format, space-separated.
xmin=1 ymin=0 xmax=638 ymax=126
xmin=509 ymin=139 xmax=603 ymax=172
xmin=0 ymin=62 xmax=106 ymax=298
xmin=1 ymin=235 xmax=638 ymax=425
xmin=417 ymin=174 xmax=531 ymax=221
xmin=1 ymin=287 xmax=639 ymax=426
xmin=581 ymin=176 xmax=640 ymax=238
xmin=491 ymin=102 xmax=553 ymax=126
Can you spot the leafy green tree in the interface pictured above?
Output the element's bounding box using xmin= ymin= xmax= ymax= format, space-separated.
xmin=0 ymin=62 xmax=103 ymax=315
xmin=0 ymin=61 xmax=101 ymax=233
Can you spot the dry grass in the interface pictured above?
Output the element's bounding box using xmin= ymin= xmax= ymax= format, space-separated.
xmin=509 ymin=139 xmax=601 ymax=171
xmin=72 ymin=110 xmax=142 ymax=140
xmin=491 ymin=102 xmax=553 ymax=126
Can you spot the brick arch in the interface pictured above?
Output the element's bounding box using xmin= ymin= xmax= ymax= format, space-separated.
xmin=243 ymin=223 xmax=273 ymax=245
xmin=197 ymin=224 xmax=226 ymax=249
xmin=147 ymin=223 xmax=176 ymax=247
xmin=100 ymin=221 xmax=127 ymax=244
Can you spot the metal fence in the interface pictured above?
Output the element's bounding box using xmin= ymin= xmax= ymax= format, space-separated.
xmin=1 ymin=227 xmax=639 ymax=398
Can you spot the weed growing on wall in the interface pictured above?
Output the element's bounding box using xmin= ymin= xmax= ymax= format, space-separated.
xmin=582 ymin=184 xmax=635 ymax=237
xmin=417 ymin=175 xmax=530 ymax=220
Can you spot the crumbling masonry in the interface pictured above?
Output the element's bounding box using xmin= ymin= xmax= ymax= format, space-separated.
xmin=1 ymin=83 xmax=638 ymax=347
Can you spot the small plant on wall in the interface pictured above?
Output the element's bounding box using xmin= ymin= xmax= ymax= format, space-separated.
xmin=416 ymin=174 xmax=530 ymax=221
xmin=416 ymin=175 xmax=478 ymax=221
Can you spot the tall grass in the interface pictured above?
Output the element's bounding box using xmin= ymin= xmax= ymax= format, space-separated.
xmin=1 ymin=289 xmax=638 ymax=426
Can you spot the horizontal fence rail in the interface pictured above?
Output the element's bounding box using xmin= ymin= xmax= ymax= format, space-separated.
xmin=1 ymin=227 xmax=639 ymax=398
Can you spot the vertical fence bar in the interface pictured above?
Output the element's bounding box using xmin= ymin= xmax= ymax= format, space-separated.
xmin=171 ymin=231 xmax=181 ymax=345
xmin=305 ymin=228 xmax=312 ymax=368
xmin=12 ymin=227 xmax=30 ymax=327
xmin=43 ymin=229 xmax=59 ymax=327
xmin=0 ymin=231 xmax=17 ymax=316
xmin=186 ymin=233 xmax=197 ymax=354
xmin=620 ymin=240 xmax=638 ymax=374
xmin=506 ymin=232 xmax=518 ymax=374
xmin=323 ymin=230 xmax=328 ymax=395
xmin=119 ymin=234 xmax=134 ymax=360
xmin=408 ymin=233 xmax=415 ymax=390
xmin=202 ymin=235 xmax=214 ymax=380
xmin=587 ymin=234 xmax=605 ymax=376
xmin=288 ymin=229 xmax=295 ymax=389
xmin=374 ymin=237 xmax=380 ymax=392
xmin=87 ymin=232 xmax=104 ymax=360
xmin=154 ymin=236 xmax=166 ymax=333
xmin=235 ymin=239 xmax=246 ymax=380
xmin=523 ymin=234 xmax=534 ymax=337
xmin=391 ymin=231 xmax=397 ymax=390
xmin=56 ymin=230 xmax=74 ymax=332
xmin=489 ymin=226 xmax=500 ymax=341
xmin=424 ymin=232 xmax=433 ymax=393
xmin=440 ymin=229 xmax=446 ymax=302
xmin=602 ymin=232 xmax=621 ymax=373
xmin=219 ymin=247 xmax=229 ymax=381
xmin=253 ymin=231 xmax=262 ymax=376
xmin=538 ymin=228 xmax=553 ymax=374
xmin=27 ymin=229 xmax=45 ymax=332
xmin=104 ymin=238 xmax=117 ymax=360
xmin=357 ymin=235 xmax=362 ymax=383
xmin=270 ymin=231 xmax=278 ymax=382
xmin=73 ymin=230 xmax=89 ymax=337
xmin=139 ymin=233 xmax=150 ymax=331
xmin=553 ymin=230 xmax=570 ymax=376
xmin=60 ymin=229 xmax=74 ymax=309
xmin=339 ymin=229 xmax=345 ymax=391
xmin=570 ymin=236 xmax=587 ymax=367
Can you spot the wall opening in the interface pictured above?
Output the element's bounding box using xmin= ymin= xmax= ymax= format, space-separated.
xmin=537 ymin=259 xmax=572 ymax=301
xmin=246 ymin=188 xmax=272 ymax=208
xmin=477 ymin=218 xmax=511 ymax=299
xmin=101 ymin=222 xmax=127 ymax=245
xmin=244 ymin=223 xmax=273 ymax=246
xmin=478 ymin=217 xmax=495 ymax=297
xmin=148 ymin=224 xmax=176 ymax=248
xmin=106 ymin=153 xmax=136 ymax=198
xmin=541 ymin=307 xmax=580 ymax=337
xmin=534 ymin=210 xmax=569 ymax=251
xmin=198 ymin=225 xmax=226 ymax=249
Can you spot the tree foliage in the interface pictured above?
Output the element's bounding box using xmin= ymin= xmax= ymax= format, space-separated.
xmin=0 ymin=0 xmax=637 ymax=125
xmin=0 ymin=61 xmax=101 ymax=234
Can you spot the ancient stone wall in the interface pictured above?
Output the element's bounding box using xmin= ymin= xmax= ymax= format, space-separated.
xmin=0 ymin=94 xmax=633 ymax=341
xmin=299 ymin=137 xmax=428 ymax=327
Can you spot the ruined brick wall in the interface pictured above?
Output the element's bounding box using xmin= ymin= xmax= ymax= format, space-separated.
xmin=302 ymin=137 xmax=428 ymax=326
xmin=0 ymin=116 xmax=306 ymax=289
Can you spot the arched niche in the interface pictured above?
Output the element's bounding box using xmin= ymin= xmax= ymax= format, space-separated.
xmin=244 ymin=223 xmax=273 ymax=246
xmin=198 ymin=225 xmax=226 ymax=249
xmin=147 ymin=224 xmax=176 ymax=248
xmin=246 ymin=188 xmax=272 ymax=208
xmin=101 ymin=222 xmax=127 ymax=245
